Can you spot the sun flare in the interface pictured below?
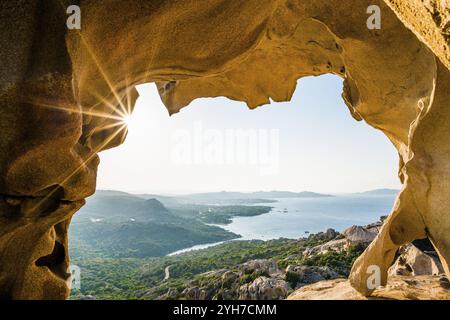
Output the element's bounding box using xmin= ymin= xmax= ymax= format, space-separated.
xmin=122 ymin=115 xmax=133 ymax=126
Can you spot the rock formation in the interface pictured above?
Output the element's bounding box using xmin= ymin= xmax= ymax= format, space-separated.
xmin=384 ymin=0 xmax=450 ymax=70
xmin=0 ymin=0 xmax=449 ymax=299
xmin=239 ymin=277 xmax=291 ymax=300
xmin=389 ymin=243 xmax=445 ymax=276
xmin=160 ymin=224 xmax=448 ymax=301
xmin=302 ymin=223 xmax=381 ymax=257
xmin=288 ymin=275 xmax=450 ymax=300
xmin=343 ymin=226 xmax=378 ymax=244
xmin=175 ymin=258 xmax=342 ymax=300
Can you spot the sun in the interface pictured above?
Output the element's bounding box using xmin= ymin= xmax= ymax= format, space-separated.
xmin=122 ymin=115 xmax=133 ymax=126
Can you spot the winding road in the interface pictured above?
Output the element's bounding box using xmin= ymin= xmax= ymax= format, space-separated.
xmin=164 ymin=265 xmax=171 ymax=281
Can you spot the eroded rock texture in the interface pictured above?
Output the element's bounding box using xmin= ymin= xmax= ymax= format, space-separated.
xmin=0 ymin=0 xmax=449 ymax=299
xmin=384 ymin=0 xmax=450 ymax=70
xmin=287 ymin=275 xmax=450 ymax=300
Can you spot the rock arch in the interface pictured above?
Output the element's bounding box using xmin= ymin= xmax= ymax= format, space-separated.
xmin=0 ymin=0 xmax=449 ymax=299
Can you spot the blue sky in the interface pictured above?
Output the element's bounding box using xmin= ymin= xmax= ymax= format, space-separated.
xmin=96 ymin=74 xmax=401 ymax=194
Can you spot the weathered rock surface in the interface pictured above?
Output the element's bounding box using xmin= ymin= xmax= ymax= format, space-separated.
xmin=303 ymin=239 xmax=348 ymax=257
xmin=384 ymin=0 xmax=450 ymax=70
xmin=179 ymin=260 xmax=288 ymax=300
xmin=304 ymin=219 xmax=385 ymax=257
xmin=288 ymin=275 xmax=450 ymax=300
xmin=241 ymin=259 xmax=279 ymax=276
xmin=286 ymin=265 xmax=340 ymax=289
xmin=182 ymin=286 xmax=200 ymax=300
xmin=389 ymin=243 xmax=445 ymax=276
xmin=343 ymin=225 xmax=378 ymax=244
xmin=0 ymin=0 xmax=449 ymax=299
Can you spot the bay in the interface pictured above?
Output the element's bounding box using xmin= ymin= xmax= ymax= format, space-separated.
xmin=168 ymin=194 xmax=397 ymax=256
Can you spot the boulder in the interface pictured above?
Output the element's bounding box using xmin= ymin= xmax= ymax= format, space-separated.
xmin=182 ymin=287 xmax=201 ymax=300
xmin=343 ymin=225 xmax=377 ymax=244
xmin=198 ymin=288 xmax=215 ymax=300
xmin=163 ymin=288 xmax=179 ymax=300
xmin=364 ymin=220 xmax=384 ymax=234
xmin=286 ymin=265 xmax=340 ymax=287
xmin=310 ymin=228 xmax=340 ymax=242
xmin=240 ymin=259 xmax=279 ymax=275
xmin=389 ymin=244 xmax=445 ymax=276
xmin=324 ymin=228 xmax=338 ymax=240
xmin=303 ymin=238 xmax=348 ymax=257
xmin=222 ymin=271 xmax=239 ymax=284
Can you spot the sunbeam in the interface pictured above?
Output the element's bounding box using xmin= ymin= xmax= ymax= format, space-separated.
xmin=27 ymin=122 xmax=128 ymax=215
xmin=27 ymin=98 xmax=126 ymax=122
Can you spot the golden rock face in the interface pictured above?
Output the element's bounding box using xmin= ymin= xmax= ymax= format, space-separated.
xmin=0 ymin=0 xmax=449 ymax=299
xmin=287 ymin=275 xmax=450 ymax=300
xmin=384 ymin=0 xmax=450 ymax=71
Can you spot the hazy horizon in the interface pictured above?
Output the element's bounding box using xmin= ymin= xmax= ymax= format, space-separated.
xmin=96 ymin=74 xmax=401 ymax=195
xmin=94 ymin=187 xmax=400 ymax=197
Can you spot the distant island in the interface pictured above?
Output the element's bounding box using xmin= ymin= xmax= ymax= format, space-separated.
xmin=250 ymin=191 xmax=334 ymax=198
xmin=357 ymin=188 xmax=400 ymax=195
xmin=178 ymin=190 xmax=333 ymax=203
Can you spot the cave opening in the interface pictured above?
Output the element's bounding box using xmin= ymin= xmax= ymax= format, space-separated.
xmin=94 ymin=74 xmax=400 ymax=195
xmin=0 ymin=0 xmax=448 ymax=302
xmin=68 ymin=74 xmax=401 ymax=299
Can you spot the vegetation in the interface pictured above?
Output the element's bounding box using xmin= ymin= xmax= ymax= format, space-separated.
xmin=71 ymin=239 xmax=292 ymax=299
xmin=195 ymin=205 xmax=273 ymax=224
xmin=70 ymin=234 xmax=356 ymax=300
xmin=302 ymin=243 xmax=366 ymax=276
xmin=70 ymin=220 xmax=239 ymax=259
xmin=69 ymin=189 xmax=369 ymax=300
xmin=70 ymin=192 xmax=272 ymax=258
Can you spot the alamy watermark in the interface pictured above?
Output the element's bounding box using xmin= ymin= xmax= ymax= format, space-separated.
xmin=171 ymin=121 xmax=280 ymax=176
xmin=66 ymin=4 xmax=381 ymax=31
xmin=367 ymin=5 xmax=381 ymax=30
xmin=66 ymin=5 xmax=81 ymax=30
xmin=366 ymin=265 xmax=381 ymax=290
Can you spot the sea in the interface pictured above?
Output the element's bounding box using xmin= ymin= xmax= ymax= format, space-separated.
xmin=168 ymin=194 xmax=397 ymax=256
